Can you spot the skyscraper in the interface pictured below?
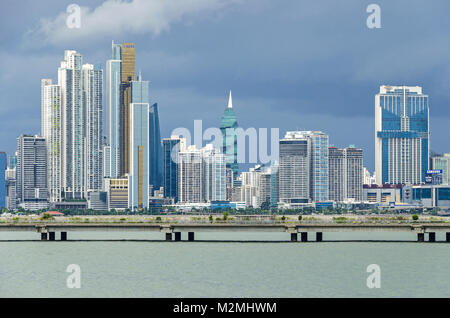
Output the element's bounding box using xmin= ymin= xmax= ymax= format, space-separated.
xmin=120 ymin=43 xmax=136 ymax=176
xmin=220 ymin=91 xmax=239 ymax=178
xmin=0 ymin=152 xmax=6 ymax=209
xmin=16 ymin=135 xmax=48 ymax=210
xmin=202 ymin=144 xmax=226 ymax=201
xmin=303 ymin=131 xmax=329 ymax=202
xmin=279 ymin=132 xmax=310 ymax=206
xmin=344 ymin=146 xmax=363 ymax=201
xmin=58 ymin=50 xmax=84 ymax=199
xmin=328 ymin=147 xmax=345 ymax=202
xmin=178 ymin=146 xmax=203 ymax=203
xmin=41 ymin=80 xmax=62 ymax=202
xmin=128 ymin=76 xmax=149 ymax=211
xmin=82 ymin=64 xmax=103 ymax=194
xmin=106 ymin=42 xmax=122 ymax=178
xmin=328 ymin=146 xmax=363 ymax=202
xmin=162 ymin=136 xmax=186 ymax=202
xmin=375 ymin=85 xmax=429 ymax=185
xmin=149 ymin=102 xmax=162 ymax=191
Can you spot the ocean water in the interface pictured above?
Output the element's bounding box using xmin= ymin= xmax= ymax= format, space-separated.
xmin=0 ymin=231 xmax=449 ymax=298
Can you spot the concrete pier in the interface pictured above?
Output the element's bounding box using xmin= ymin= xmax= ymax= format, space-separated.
xmin=417 ymin=233 xmax=425 ymax=242
xmin=61 ymin=232 xmax=67 ymax=241
xmin=428 ymin=232 xmax=436 ymax=242
xmin=301 ymin=232 xmax=308 ymax=242
xmin=188 ymin=232 xmax=195 ymax=241
xmin=174 ymin=232 xmax=181 ymax=241
xmin=49 ymin=232 xmax=55 ymax=241
xmin=316 ymin=232 xmax=323 ymax=242
xmin=291 ymin=233 xmax=298 ymax=242
xmin=41 ymin=233 xmax=47 ymax=241
xmin=165 ymin=233 xmax=172 ymax=241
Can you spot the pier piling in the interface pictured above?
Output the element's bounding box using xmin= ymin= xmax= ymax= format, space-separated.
xmin=291 ymin=233 xmax=298 ymax=242
xmin=41 ymin=233 xmax=47 ymax=241
xmin=316 ymin=232 xmax=323 ymax=242
xmin=61 ymin=232 xmax=67 ymax=241
xmin=188 ymin=232 xmax=195 ymax=241
xmin=301 ymin=232 xmax=308 ymax=242
xmin=49 ymin=232 xmax=55 ymax=241
xmin=165 ymin=233 xmax=172 ymax=241
xmin=175 ymin=232 xmax=181 ymax=241
xmin=428 ymin=232 xmax=436 ymax=242
xmin=417 ymin=233 xmax=425 ymax=242
xmin=447 ymin=233 xmax=450 ymax=242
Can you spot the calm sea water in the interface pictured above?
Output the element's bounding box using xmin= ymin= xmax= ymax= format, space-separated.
xmin=0 ymin=231 xmax=449 ymax=298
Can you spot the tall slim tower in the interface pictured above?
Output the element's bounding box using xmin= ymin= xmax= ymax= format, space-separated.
xmin=120 ymin=43 xmax=136 ymax=176
xmin=58 ymin=50 xmax=84 ymax=199
xmin=41 ymin=80 xmax=62 ymax=202
xmin=106 ymin=42 xmax=122 ymax=178
xmin=149 ymin=102 xmax=162 ymax=191
xmin=220 ymin=91 xmax=239 ymax=178
xmin=128 ymin=76 xmax=149 ymax=211
xmin=82 ymin=64 xmax=103 ymax=194
xmin=375 ymin=85 xmax=429 ymax=185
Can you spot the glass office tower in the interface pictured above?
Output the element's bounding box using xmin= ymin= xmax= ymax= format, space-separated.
xmin=149 ymin=103 xmax=162 ymax=191
xmin=375 ymin=86 xmax=429 ymax=185
xmin=0 ymin=152 xmax=6 ymax=209
xmin=220 ymin=91 xmax=239 ymax=179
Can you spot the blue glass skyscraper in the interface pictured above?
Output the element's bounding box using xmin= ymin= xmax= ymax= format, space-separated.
xmin=220 ymin=91 xmax=239 ymax=178
xmin=375 ymin=86 xmax=429 ymax=185
xmin=149 ymin=103 xmax=162 ymax=191
xmin=0 ymin=152 xmax=6 ymax=209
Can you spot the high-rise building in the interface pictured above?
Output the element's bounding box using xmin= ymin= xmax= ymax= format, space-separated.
xmin=120 ymin=43 xmax=136 ymax=176
xmin=202 ymin=144 xmax=226 ymax=202
xmin=162 ymin=136 xmax=186 ymax=201
xmin=149 ymin=102 xmax=162 ymax=191
xmin=431 ymin=154 xmax=450 ymax=185
xmin=375 ymin=85 xmax=429 ymax=185
xmin=328 ymin=146 xmax=363 ymax=202
xmin=328 ymin=147 xmax=345 ymax=202
xmin=16 ymin=135 xmax=49 ymax=210
xmin=220 ymin=91 xmax=239 ymax=178
xmin=58 ymin=50 xmax=84 ymax=199
xmin=41 ymin=80 xmax=62 ymax=202
xmin=303 ymin=131 xmax=329 ymax=202
xmin=106 ymin=42 xmax=122 ymax=178
xmin=82 ymin=64 xmax=103 ymax=194
xmin=178 ymin=146 xmax=203 ymax=203
xmin=279 ymin=132 xmax=310 ymax=206
xmin=0 ymin=152 xmax=6 ymax=209
xmin=344 ymin=146 xmax=363 ymax=201
xmin=128 ymin=76 xmax=149 ymax=211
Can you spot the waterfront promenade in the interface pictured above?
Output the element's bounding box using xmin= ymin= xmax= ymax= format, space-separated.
xmin=1 ymin=214 xmax=449 ymax=242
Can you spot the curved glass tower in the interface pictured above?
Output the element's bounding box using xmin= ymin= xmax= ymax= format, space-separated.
xmin=220 ymin=91 xmax=239 ymax=178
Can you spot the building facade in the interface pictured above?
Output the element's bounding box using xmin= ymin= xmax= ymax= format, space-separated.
xmin=0 ymin=152 xmax=6 ymax=209
xmin=149 ymin=102 xmax=162 ymax=191
xmin=220 ymin=91 xmax=239 ymax=179
xmin=16 ymin=135 xmax=49 ymax=210
xmin=279 ymin=132 xmax=310 ymax=206
xmin=375 ymin=85 xmax=429 ymax=185
xmin=162 ymin=136 xmax=186 ymax=202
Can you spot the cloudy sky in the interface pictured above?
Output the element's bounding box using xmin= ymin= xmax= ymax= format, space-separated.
xmin=1 ymin=0 xmax=450 ymax=172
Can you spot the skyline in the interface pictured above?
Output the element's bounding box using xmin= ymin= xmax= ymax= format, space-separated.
xmin=2 ymin=0 xmax=450 ymax=172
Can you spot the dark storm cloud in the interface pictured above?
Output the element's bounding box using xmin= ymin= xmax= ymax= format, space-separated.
xmin=1 ymin=0 xmax=450 ymax=171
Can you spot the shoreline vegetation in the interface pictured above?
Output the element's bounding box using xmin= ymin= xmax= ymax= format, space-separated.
xmin=0 ymin=213 xmax=449 ymax=225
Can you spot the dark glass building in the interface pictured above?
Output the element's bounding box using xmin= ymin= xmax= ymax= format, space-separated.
xmin=149 ymin=103 xmax=162 ymax=192
xmin=0 ymin=152 xmax=6 ymax=209
xmin=220 ymin=91 xmax=239 ymax=178
xmin=162 ymin=136 xmax=183 ymax=202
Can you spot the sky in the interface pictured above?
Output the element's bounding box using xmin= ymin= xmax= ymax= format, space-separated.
xmin=1 ymin=0 xmax=450 ymax=172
